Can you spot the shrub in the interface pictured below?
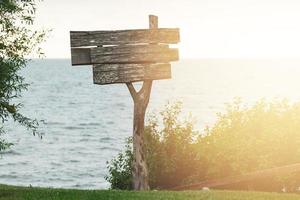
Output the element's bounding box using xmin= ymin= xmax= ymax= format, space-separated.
xmin=105 ymin=102 xmax=201 ymax=189
xmin=105 ymin=137 xmax=133 ymax=190
xmin=106 ymin=99 xmax=300 ymax=192
xmin=195 ymin=98 xmax=300 ymax=191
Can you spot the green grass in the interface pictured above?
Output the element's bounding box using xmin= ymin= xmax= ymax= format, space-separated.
xmin=1 ymin=184 xmax=300 ymax=200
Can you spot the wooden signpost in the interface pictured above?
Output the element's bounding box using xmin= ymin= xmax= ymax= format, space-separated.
xmin=70 ymin=15 xmax=180 ymax=190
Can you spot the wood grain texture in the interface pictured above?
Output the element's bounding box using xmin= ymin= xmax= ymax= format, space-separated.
xmin=90 ymin=44 xmax=169 ymax=55
xmin=93 ymin=63 xmax=171 ymax=84
xmin=91 ymin=48 xmax=178 ymax=64
xmin=71 ymin=45 xmax=178 ymax=65
xmin=70 ymin=28 xmax=180 ymax=47
xmin=131 ymin=14 xmax=158 ymax=191
xmin=71 ymin=48 xmax=91 ymax=66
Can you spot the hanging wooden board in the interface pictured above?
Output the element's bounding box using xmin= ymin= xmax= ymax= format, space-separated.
xmin=70 ymin=28 xmax=180 ymax=47
xmin=93 ymin=63 xmax=171 ymax=85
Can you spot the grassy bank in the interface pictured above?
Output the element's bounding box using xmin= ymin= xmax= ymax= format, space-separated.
xmin=1 ymin=184 xmax=300 ymax=200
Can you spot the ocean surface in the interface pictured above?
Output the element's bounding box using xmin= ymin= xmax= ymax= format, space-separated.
xmin=2 ymin=59 xmax=300 ymax=189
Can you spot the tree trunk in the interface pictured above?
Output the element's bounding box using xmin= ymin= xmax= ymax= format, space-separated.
xmin=132 ymin=93 xmax=149 ymax=190
xmin=126 ymin=15 xmax=158 ymax=190
xmin=126 ymin=80 xmax=152 ymax=190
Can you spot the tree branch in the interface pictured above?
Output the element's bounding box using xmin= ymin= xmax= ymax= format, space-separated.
xmin=126 ymin=82 xmax=138 ymax=100
xmin=139 ymin=80 xmax=152 ymax=95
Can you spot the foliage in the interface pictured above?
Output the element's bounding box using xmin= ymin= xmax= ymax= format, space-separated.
xmin=196 ymin=98 xmax=300 ymax=191
xmin=144 ymin=102 xmax=202 ymax=188
xmin=0 ymin=0 xmax=46 ymax=150
xmin=105 ymin=137 xmax=133 ymax=190
xmin=106 ymin=102 xmax=201 ymax=189
xmin=107 ymin=99 xmax=300 ymax=192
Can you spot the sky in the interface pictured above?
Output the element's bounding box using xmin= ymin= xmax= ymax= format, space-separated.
xmin=34 ymin=0 xmax=300 ymax=59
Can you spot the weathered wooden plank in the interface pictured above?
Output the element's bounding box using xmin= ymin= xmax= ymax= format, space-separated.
xmin=93 ymin=63 xmax=171 ymax=84
xmin=91 ymin=48 xmax=178 ymax=64
xmin=70 ymin=28 xmax=180 ymax=47
xmin=90 ymin=44 xmax=169 ymax=55
xmin=71 ymin=48 xmax=91 ymax=66
xmin=71 ymin=45 xmax=178 ymax=65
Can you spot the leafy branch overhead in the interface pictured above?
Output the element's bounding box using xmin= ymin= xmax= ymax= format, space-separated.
xmin=0 ymin=0 xmax=46 ymax=150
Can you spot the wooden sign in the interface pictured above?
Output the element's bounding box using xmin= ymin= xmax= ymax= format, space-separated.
xmin=70 ymin=27 xmax=179 ymax=85
xmin=70 ymin=15 xmax=180 ymax=190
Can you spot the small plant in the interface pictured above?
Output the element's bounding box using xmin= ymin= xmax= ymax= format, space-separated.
xmin=105 ymin=137 xmax=133 ymax=190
